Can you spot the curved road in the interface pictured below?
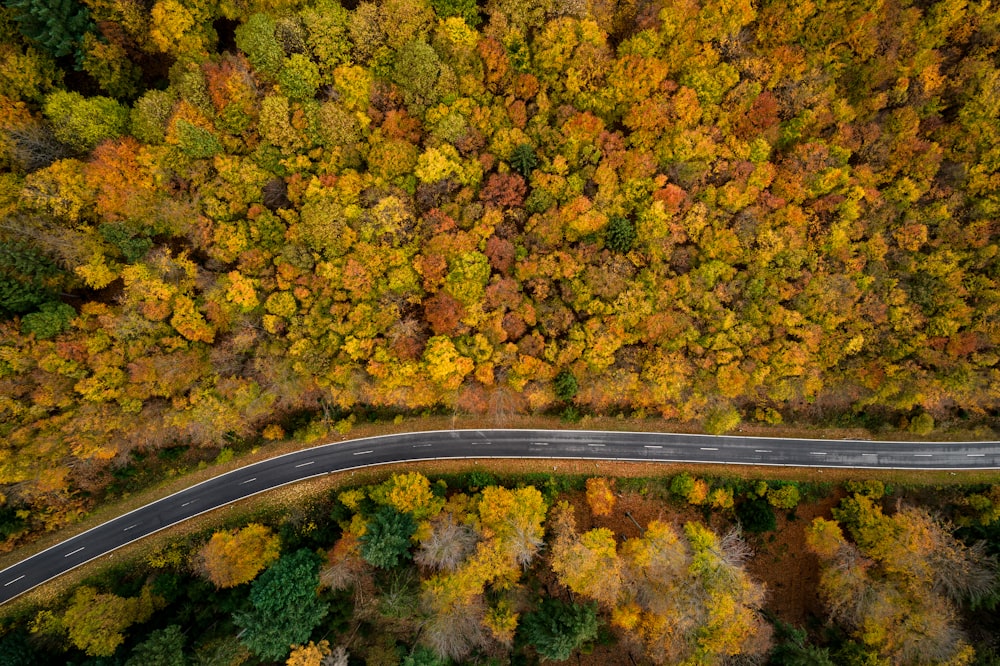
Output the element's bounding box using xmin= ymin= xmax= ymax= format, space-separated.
xmin=2 ymin=428 xmax=999 ymax=606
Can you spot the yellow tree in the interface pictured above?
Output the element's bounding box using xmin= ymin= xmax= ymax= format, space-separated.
xmin=195 ymin=523 xmax=281 ymax=588
xmin=585 ymin=477 xmax=616 ymax=517
xmin=549 ymin=502 xmax=622 ymax=605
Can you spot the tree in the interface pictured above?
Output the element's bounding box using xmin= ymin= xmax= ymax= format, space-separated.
xmin=769 ymin=622 xmax=835 ymax=666
xmin=605 ymin=216 xmax=636 ymax=253
xmin=520 ymin=598 xmax=599 ymax=661
xmin=4 ymin=0 xmax=92 ymax=61
xmin=737 ymin=498 xmax=777 ymax=533
xmin=369 ymin=472 xmax=445 ymax=520
xmin=554 ymin=370 xmax=578 ymax=401
xmin=235 ymin=13 xmax=283 ymax=77
xmin=20 ymin=301 xmax=75 ymax=339
xmin=61 ymin=585 xmax=161 ymax=657
xmin=42 ymin=91 xmax=129 ymax=153
xmin=585 ymin=477 xmax=615 ymax=517
xmin=0 ymin=241 xmax=63 ymax=316
xmin=360 ymin=506 xmax=418 ymax=569
xmin=195 ymin=523 xmax=281 ymax=588
xmin=429 ymin=0 xmax=480 ymax=26
xmin=510 ymin=143 xmax=538 ymax=176
xmin=234 ymin=549 xmax=329 ymax=662
xmin=286 ymin=640 xmax=331 ymax=666
xmin=126 ymin=625 xmax=186 ymax=666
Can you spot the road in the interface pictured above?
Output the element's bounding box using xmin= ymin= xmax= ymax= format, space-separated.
xmin=2 ymin=428 xmax=999 ymax=606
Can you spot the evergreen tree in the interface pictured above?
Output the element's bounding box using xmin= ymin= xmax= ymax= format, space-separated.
xmin=520 ymin=599 xmax=599 ymax=661
xmin=4 ymin=0 xmax=93 ymax=63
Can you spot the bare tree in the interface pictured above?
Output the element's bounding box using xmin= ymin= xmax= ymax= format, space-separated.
xmin=415 ymin=513 xmax=478 ymax=572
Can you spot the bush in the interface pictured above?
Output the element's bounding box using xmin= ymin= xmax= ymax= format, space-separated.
xmin=736 ymin=498 xmax=777 ymax=533
xmin=909 ymin=412 xmax=934 ymax=436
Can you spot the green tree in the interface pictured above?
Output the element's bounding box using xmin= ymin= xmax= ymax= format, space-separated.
xmin=737 ymin=498 xmax=777 ymax=533
xmin=235 ymin=13 xmax=283 ymax=77
xmin=769 ymin=622 xmax=835 ymax=666
xmin=4 ymin=0 xmax=92 ymax=62
xmin=361 ymin=506 xmax=418 ymax=569
xmin=510 ymin=143 xmax=538 ymax=177
xmin=554 ymin=370 xmax=578 ymax=401
xmin=126 ymin=625 xmax=186 ymax=666
xmin=704 ymin=404 xmax=741 ymax=434
xmin=62 ymin=585 xmax=161 ymax=657
xmin=520 ymin=598 xmax=599 ymax=661
xmin=0 ymin=241 xmax=63 ymax=316
xmin=391 ymin=39 xmax=441 ymax=111
xmin=234 ymin=549 xmax=329 ymax=662
xmin=43 ymin=90 xmax=129 ymax=153
xmin=604 ymin=217 xmax=636 ymax=253
xmin=429 ymin=0 xmax=480 ymax=26
xmin=20 ymin=301 xmax=75 ymax=339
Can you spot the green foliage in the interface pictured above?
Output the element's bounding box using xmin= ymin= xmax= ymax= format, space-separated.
xmin=43 ymin=90 xmax=129 ymax=153
xmin=670 ymin=472 xmax=696 ymax=499
xmin=360 ymin=506 xmax=417 ymax=569
xmin=99 ymin=224 xmax=152 ymax=263
xmin=126 ymin=625 xmax=186 ymax=666
xmin=604 ymin=216 xmax=636 ymax=253
xmin=279 ymin=53 xmax=321 ymax=100
xmin=510 ymin=143 xmax=538 ymax=177
xmin=235 ymin=14 xmax=283 ymax=77
xmin=391 ymin=40 xmax=442 ymax=110
xmin=20 ymin=301 xmax=75 ymax=339
xmin=0 ymin=630 xmax=35 ymax=666
xmin=129 ymin=90 xmax=176 ymax=144
xmin=429 ymin=0 xmax=480 ymax=26
xmin=703 ymin=405 xmax=741 ymax=435
xmin=736 ymin=498 xmax=777 ymax=533
xmin=234 ymin=549 xmax=329 ymax=661
xmin=553 ymin=370 xmax=578 ymax=401
xmin=0 ymin=241 xmax=63 ymax=316
xmin=520 ymin=598 xmax=600 ymax=661
xmin=909 ymin=413 xmax=935 ymax=436
xmin=80 ymin=33 xmax=141 ymax=99
xmin=175 ymin=120 xmax=222 ymax=159
xmin=767 ymin=484 xmax=801 ymax=510
xmin=403 ymin=645 xmax=449 ymax=666
xmin=769 ymin=621 xmax=834 ymax=666
xmin=4 ymin=0 xmax=92 ymax=62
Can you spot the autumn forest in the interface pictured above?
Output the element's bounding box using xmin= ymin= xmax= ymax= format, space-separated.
xmin=1 ymin=0 xmax=1000 ymax=660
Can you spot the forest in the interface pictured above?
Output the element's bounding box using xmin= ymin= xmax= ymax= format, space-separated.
xmin=2 ymin=469 xmax=1000 ymax=665
xmin=1 ymin=0 xmax=1000 ymax=565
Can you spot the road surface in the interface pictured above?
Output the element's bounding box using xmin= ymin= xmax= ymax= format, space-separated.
xmin=2 ymin=428 xmax=998 ymax=606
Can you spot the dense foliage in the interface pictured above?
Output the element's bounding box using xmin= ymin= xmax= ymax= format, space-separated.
xmin=1 ymin=0 xmax=999 ymax=554
xmin=3 ymin=471 xmax=999 ymax=665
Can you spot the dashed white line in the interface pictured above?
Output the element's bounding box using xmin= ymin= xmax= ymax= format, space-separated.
xmin=861 ymin=453 xmax=877 ymax=456
xmin=755 ymin=449 xmax=772 ymax=453
xmin=353 ymin=451 xmax=373 ymax=456
xmin=588 ymin=443 xmax=605 ymax=447
xmin=644 ymin=445 xmax=662 ymax=449
xmin=239 ymin=477 xmax=257 ymax=484
xmin=531 ymin=442 xmax=548 ymax=446
xmin=914 ymin=454 xmax=933 ymax=457
xmin=181 ymin=500 xmax=195 ymax=507
xmin=123 ymin=524 xmax=138 ymax=531
xmin=810 ymin=452 xmax=828 ymax=456
xmin=4 ymin=575 xmax=25 ymax=586
xmin=64 ymin=547 xmax=85 ymax=558
xmin=294 ymin=461 xmax=315 ymax=468
xmin=700 ymin=447 xmax=719 ymax=451
xmin=968 ymin=454 xmax=985 ymax=457
xmin=412 ymin=444 xmax=432 ymax=448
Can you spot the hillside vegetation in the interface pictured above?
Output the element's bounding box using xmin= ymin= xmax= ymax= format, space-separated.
xmin=1 ymin=0 xmax=1000 ymax=533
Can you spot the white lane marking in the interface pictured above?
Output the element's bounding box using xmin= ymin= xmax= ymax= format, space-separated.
xmin=968 ymin=454 xmax=985 ymax=457
xmin=755 ymin=449 xmax=772 ymax=453
xmin=700 ymin=447 xmax=719 ymax=451
xmin=123 ymin=524 xmax=138 ymax=531
xmin=412 ymin=444 xmax=432 ymax=448
xmin=588 ymin=443 xmax=605 ymax=447
xmin=810 ymin=452 xmax=827 ymax=455
xmin=914 ymin=454 xmax=933 ymax=457
xmin=531 ymin=442 xmax=548 ymax=446
xmin=181 ymin=500 xmax=195 ymax=507
xmin=4 ymin=575 xmax=25 ymax=586
xmin=64 ymin=547 xmax=85 ymax=558
xmin=353 ymin=451 xmax=373 ymax=456
xmin=861 ymin=453 xmax=877 ymax=456
xmin=295 ymin=461 xmax=315 ymax=468
xmin=239 ymin=477 xmax=257 ymax=484
xmin=644 ymin=445 xmax=662 ymax=449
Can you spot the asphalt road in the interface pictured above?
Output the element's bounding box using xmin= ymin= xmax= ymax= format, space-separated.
xmin=2 ymin=428 xmax=999 ymax=606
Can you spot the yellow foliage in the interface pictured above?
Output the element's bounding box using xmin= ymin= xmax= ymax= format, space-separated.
xmin=196 ymin=523 xmax=281 ymax=588
xmin=286 ymin=640 xmax=331 ymax=666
